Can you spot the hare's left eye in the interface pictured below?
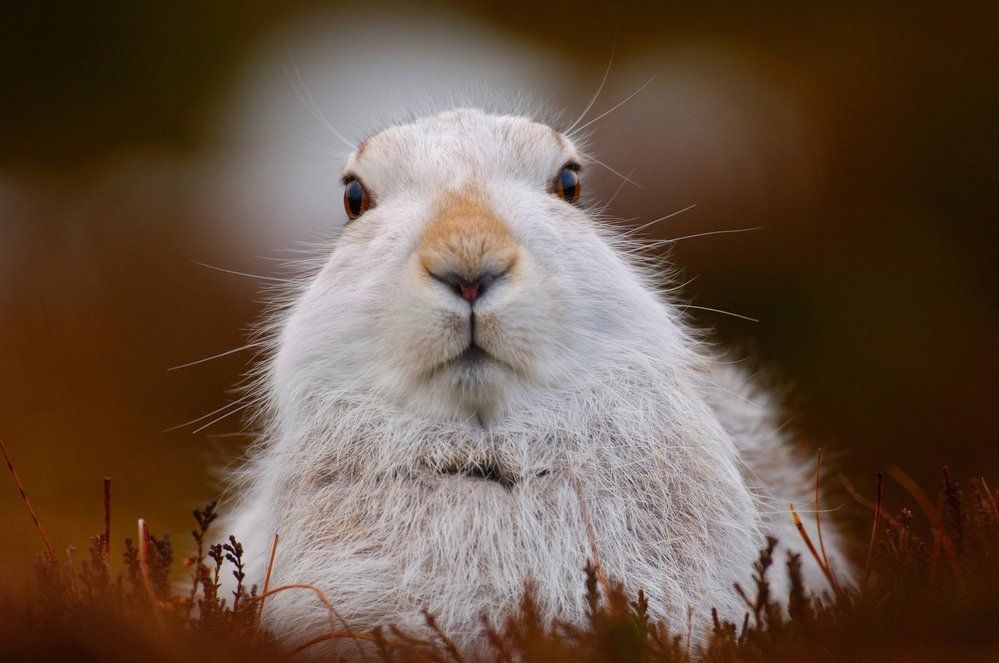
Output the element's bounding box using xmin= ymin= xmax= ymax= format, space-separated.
xmin=343 ymin=178 xmax=371 ymax=220
xmin=553 ymin=165 xmax=580 ymax=204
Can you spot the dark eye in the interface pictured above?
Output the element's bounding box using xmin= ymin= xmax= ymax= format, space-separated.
xmin=343 ymin=178 xmax=370 ymax=220
xmin=554 ymin=165 xmax=580 ymax=204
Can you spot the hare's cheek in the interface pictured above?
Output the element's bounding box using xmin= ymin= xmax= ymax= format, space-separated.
xmin=369 ymin=263 xmax=464 ymax=371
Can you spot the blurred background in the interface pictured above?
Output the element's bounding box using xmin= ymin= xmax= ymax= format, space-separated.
xmin=1 ymin=2 xmax=996 ymax=594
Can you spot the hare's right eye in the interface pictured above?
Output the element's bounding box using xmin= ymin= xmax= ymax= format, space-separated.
xmin=553 ymin=164 xmax=581 ymax=204
xmin=343 ymin=179 xmax=371 ymax=220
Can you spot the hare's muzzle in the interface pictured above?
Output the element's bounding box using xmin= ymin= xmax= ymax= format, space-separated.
xmin=418 ymin=192 xmax=519 ymax=305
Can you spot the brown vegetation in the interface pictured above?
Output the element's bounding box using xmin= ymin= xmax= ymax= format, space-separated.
xmin=1 ymin=436 xmax=997 ymax=661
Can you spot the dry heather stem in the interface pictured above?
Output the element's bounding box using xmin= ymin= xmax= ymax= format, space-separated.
xmin=254 ymin=533 xmax=280 ymax=636
xmin=104 ymin=477 xmax=112 ymax=558
xmin=887 ymin=466 xmax=964 ymax=590
xmin=790 ymin=502 xmax=845 ymax=601
xmin=982 ymin=477 xmax=999 ymax=522
xmin=864 ymin=471 xmax=884 ymax=583
xmin=814 ymin=450 xmax=833 ymax=577
xmin=570 ymin=472 xmax=612 ymax=597
xmin=137 ymin=518 xmax=168 ymax=633
xmin=839 ymin=472 xmax=901 ymax=530
xmin=253 ymin=583 xmax=368 ymax=660
xmin=0 ymin=437 xmax=56 ymax=559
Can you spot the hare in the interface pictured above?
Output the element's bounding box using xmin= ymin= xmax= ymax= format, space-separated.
xmin=223 ymin=108 xmax=851 ymax=653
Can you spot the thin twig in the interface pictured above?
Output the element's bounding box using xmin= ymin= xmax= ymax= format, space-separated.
xmin=837 ymin=472 xmax=900 ymax=530
xmin=686 ymin=605 xmax=694 ymax=658
xmin=255 ymin=533 xmax=280 ymax=635
xmin=814 ymin=450 xmax=832 ymax=575
xmin=103 ymin=477 xmax=112 ymax=559
xmin=137 ymin=519 xmax=167 ymax=633
xmin=864 ymin=472 xmax=884 ymax=583
xmin=790 ymin=502 xmax=844 ymax=600
xmin=570 ymin=474 xmax=612 ymax=597
xmin=252 ymin=583 xmax=367 ymax=661
xmin=423 ymin=607 xmax=465 ymax=663
xmin=982 ymin=477 xmax=999 ymax=523
xmin=886 ymin=466 xmax=964 ymax=590
xmin=0 ymin=438 xmax=56 ymax=559
xmin=291 ymin=631 xmax=433 ymax=661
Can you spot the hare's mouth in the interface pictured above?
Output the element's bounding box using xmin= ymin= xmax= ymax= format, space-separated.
xmin=458 ymin=343 xmax=490 ymax=363
xmin=437 ymin=462 xmax=550 ymax=490
xmin=434 ymin=342 xmax=509 ymax=374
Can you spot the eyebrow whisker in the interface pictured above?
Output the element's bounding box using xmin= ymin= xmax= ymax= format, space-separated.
xmin=564 ymin=40 xmax=617 ymax=134
xmin=580 ymin=151 xmax=643 ymax=189
xmin=282 ymin=53 xmax=355 ymax=151
xmin=605 ymin=165 xmax=638 ymax=207
xmin=571 ymin=75 xmax=657 ymax=135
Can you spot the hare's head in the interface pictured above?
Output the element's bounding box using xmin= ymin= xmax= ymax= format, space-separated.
xmin=272 ymin=108 xmax=682 ymax=425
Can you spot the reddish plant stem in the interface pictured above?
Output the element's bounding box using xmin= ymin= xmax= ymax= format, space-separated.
xmin=0 ymin=438 xmax=56 ymax=559
xmin=864 ymin=472 xmax=884 ymax=583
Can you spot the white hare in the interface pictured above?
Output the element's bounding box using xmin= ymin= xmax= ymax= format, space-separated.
xmin=223 ymin=107 xmax=851 ymax=652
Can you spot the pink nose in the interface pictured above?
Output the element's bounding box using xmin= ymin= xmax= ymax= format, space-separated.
xmin=429 ymin=270 xmax=506 ymax=306
xmin=459 ymin=282 xmax=480 ymax=303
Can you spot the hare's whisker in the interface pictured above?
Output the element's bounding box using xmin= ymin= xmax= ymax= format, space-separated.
xmin=582 ymin=152 xmax=643 ymax=188
xmin=282 ymin=53 xmax=355 ymax=151
xmin=282 ymin=130 xmax=344 ymax=157
xmin=190 ymin=260 xmax=292 ymax=284
xmin=681 ymin=304 xmax=759 ymax=323
xmin=636 ymin=226 xmax=761 ymax=249
xmin=564 ymin=40 xmax=616 ymax=133
xmin=168 ymin=342 xmax=264 ymax=372
xmin=191 ymin=402 xmax=252 ymax=435
xmin=163 ymin=397 xmax=251 ymax=433
xmin=605 ymin=165 xmax=637 ymax=207
xmin=623 ymin=204 xmax=698 ymax=236
xmin=571 ymin=74 xmax=657 ymax=134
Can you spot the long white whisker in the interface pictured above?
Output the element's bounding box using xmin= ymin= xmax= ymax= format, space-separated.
xmin=283 ymin=54 xmax=355 ymax=151
xmin=191 ymin=260 xmax=291 ymax=283
xmin=162 ymin=397 xmax=249 ymax=433
xmin=572 ymin=75 xmax=657 ymax=134
xmin=624 ymin=204 xmax=697 ymax=236
xmin=582 ymin=152 xmax=643 ymax=188
xmin=191 ymin=402 xmax=252 ymax=435
xmin=168 ymin=342 xmax=263 ymax=371
xmin=605 ymin=165 xmax=637 ymax=207
xmin=702 ymin=377 xmax=764 ymax=409
xmin=281 ymin=130 xmax=345 ymax=157
xmin=640 ymin=226 xmax=761 ymax=248
xmin=564 ymin=41 xmax=616 ymax=133
xmin=682 ymin=304 xmax=759 ymax=323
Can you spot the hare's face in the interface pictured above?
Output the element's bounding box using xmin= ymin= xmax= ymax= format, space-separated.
xmin=275 ymin=109 xmax=666 ymax=423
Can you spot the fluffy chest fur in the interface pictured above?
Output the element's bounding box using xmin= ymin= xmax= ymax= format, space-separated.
xmin=222 ymin=108 xmax=850 ymax=654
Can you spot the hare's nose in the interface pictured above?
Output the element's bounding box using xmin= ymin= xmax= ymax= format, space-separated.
xmin=429 ymin=270 xmax=504 ymax=304
xmin=418 ymin=193 xmax=520 ymax=304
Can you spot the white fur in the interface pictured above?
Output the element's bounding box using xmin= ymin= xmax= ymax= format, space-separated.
xmin=223 ymin=108 xmax=851 ymax=654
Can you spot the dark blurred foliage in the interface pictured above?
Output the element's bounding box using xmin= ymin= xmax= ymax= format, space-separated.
xmin=1 ymin=1 xmax=997 ymax=594
xmin=3 ymin=471 xmax=999 ymax=660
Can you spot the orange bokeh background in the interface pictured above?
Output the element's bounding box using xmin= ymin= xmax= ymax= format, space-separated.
xmin=2 ymin=2 xmax=996 ymax=594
